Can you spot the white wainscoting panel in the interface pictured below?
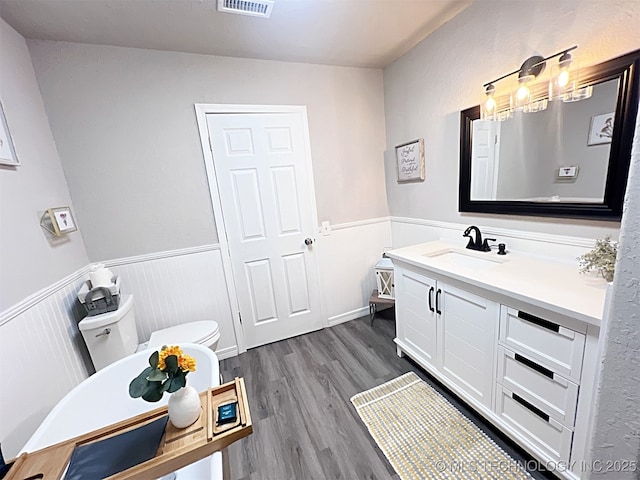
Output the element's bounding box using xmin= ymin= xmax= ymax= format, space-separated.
xmin=106 ymin=246 xmax=238 ymax=359
xmin=0 ymin=273 xmax=91 ymax=458
xmin=316 ymin=218 xmax=392 ymax=326
xmin=0 ymin=245 xmax=237 ymax=459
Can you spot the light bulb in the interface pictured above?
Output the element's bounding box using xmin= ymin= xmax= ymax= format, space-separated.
xmin=485 ymin=96 xmax=496 ymax=112
xmin=516 ymin=84 xmax=530 ymax=101
xmin=558 ymin=69 xmax=570 ymax=87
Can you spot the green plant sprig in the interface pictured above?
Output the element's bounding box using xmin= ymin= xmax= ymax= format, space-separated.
xmin=577 ymin=236 xmax=617 ymax=282
xmin=128 ymin=351 xmax=187 ymax=402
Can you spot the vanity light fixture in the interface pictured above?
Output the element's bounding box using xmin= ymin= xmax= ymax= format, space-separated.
xmin=481 ymin=45 xmax=582 ymax=120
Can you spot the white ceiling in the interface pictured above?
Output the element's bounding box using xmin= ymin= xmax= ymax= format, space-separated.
xmin=0 ymin=0 xmax=473 ymax=68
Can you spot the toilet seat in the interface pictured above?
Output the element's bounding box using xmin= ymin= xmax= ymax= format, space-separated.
xmin=147 ymin=321 xmax=220 ymax=351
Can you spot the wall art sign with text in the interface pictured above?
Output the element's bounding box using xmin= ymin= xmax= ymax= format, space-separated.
xmin=395 ymin=138 xmax=425 ymax=182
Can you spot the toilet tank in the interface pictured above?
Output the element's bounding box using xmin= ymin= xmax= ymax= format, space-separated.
xmin=78 ymin=295 xmax=139 ymax=371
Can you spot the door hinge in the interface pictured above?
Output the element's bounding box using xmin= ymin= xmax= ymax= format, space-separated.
xmin=238 ymin=312 xmax=242 ymax=324
xmin=208 ymin=136 xmax=213 ymax=152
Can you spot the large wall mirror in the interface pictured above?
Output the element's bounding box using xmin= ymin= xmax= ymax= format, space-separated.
xmin=459 ymin=49 xmax=640 ymax=220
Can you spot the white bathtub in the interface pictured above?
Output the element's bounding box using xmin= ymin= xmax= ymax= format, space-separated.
xmin=20 ymin=343 xmax=223 ymax=479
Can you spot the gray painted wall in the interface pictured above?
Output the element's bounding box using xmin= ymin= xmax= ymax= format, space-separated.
xmin=0 ymin=20 xmax=89 ymax=310
xmin=588 ymin=107 xmax=640 ymax=478
xmin=383 ymin=0 xmax=640 ymax=238
xmin=27 ymin=41 xmax=388 ymax=261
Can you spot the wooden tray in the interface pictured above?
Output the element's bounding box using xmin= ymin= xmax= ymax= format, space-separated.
xmin=5 ymin=377 xmax=252 ymax=480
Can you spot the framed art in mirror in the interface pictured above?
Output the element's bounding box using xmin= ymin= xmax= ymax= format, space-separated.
xmin=0 ymin=101 xmax=20 ymax=166
xmin=459 ymin=48 xmax=640 ymax=220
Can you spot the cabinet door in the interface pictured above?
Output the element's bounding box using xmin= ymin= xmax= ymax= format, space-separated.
xmin=395 ymin=268 xmax=437 ymax=365
xmin=439 ymin=282 xmax=498 ymax=407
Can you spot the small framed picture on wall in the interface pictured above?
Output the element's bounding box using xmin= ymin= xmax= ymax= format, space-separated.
xmin=587 ymin=112 xmax=614 ymax=146
xmin=0 ymin=101 xmax=20 ymax=166
xmin=395 ymin=138 xmax=425 ymax=182
xmin=40 ymin=207 xmax=78 ymax=237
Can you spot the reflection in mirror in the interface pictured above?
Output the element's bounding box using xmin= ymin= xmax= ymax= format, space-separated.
xmin=459 ymin=48 xmax=640 ymax=221
xmin=470 ymin=79 xmax=619 ymax=203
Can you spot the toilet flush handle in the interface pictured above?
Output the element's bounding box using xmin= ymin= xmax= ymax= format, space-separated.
xmin=95 ymin=328 xmax=111 ymax=338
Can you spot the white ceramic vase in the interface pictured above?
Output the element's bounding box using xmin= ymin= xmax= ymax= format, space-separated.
xmin=167 ymin=385 xmax=201 ymax=428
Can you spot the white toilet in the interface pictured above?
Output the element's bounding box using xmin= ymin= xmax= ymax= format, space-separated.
xmin=78 ymin=294 xmax=220 ymax=371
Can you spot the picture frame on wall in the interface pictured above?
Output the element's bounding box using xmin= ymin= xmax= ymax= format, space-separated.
xmin=40 ymin=207 xmax=78 ymax=237
xmin=395 ymin=138 xmax=425 ymax=182
xmin=0 ymin=101 xmax=20 ymax=166
xmin=587 ymin=112 xmax=614 ymax=146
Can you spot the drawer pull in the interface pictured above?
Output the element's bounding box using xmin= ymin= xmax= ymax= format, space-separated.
xmin=514 ymin=353 xmax=554 ymax=379
xmin=436 ymin=289 xmax=442 ymax=315
xmin=512 ymin=393 xmax=550 ymax=422
xmin=517 ymin=311 xmax=559 ymax=332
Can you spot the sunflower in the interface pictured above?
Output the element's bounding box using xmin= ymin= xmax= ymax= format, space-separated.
xmin=158 ymin=345 xmax=196 ymax=373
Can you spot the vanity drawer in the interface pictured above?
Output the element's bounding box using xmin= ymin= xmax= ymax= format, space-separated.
xmin=495 ymin=384 xmax=573 ymax=464
xmin=499 ymin=306 xmax=585 ymax=382
xmin=497 ymin=346 xmax=579 ymax=428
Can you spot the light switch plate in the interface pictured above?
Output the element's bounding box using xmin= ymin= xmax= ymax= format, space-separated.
xmin=321 ymin=221 xmax=331 ymax=236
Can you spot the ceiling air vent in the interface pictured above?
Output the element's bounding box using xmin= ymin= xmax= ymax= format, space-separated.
xmin=217 ymin=0 xmax=274 ymax=18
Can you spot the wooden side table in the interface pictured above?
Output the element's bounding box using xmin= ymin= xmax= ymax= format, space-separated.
xmin=369 ymin=289 xmax=395 ymax=326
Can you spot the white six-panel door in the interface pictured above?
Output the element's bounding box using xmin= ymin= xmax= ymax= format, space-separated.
xmin=471 ymin=120 xmax=501 ymax=200
xmin=206 ymin=112 xmax=323 ymax=348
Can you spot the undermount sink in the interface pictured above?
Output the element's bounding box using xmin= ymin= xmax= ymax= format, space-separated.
xmin=422 ymin=248 xmax=508 ymax=269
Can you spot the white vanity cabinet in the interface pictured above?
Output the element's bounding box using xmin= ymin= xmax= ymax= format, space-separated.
xmin=389 ymin=243 xmax=604 ymax=480
xmin=394 ymin=264 xmax=498 ymax=408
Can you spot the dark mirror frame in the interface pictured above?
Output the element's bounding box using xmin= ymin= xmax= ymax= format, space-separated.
xmin=459 ymin=49 xmax=640 ymax=221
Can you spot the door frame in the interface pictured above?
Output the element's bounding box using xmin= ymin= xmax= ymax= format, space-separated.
xmin=194 ymin=104 xmax=326 ymax=354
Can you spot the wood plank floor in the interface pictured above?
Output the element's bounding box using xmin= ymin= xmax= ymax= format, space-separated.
xmin=220 ymin=313 xmax=557 ymax=480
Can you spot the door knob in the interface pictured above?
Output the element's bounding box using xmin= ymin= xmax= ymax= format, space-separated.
xmin=304 ymin=238 xmax=314 ymax=246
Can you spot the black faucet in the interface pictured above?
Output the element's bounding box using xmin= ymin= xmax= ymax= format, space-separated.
xmin=463 ymin=226 xmax=496 ymax=252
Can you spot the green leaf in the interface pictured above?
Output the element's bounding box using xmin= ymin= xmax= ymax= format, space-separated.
xmin=149 ymin=351 xmax=159 ymax=369
xmin=167 ymin=371 xmax=186 ymax=393
xmin=142 ymin=384 xmax=165 ymax=402
xmin=164 ymin=355 xmax=179 ymax=375
xmin=147 ymin=368 xmax=166 ymax=382
xmin=129 ymin=367 xmax=153 ymax=398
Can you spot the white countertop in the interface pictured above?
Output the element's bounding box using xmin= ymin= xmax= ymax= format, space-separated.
xmin=386 ymin=240 xmax=608 ymax=327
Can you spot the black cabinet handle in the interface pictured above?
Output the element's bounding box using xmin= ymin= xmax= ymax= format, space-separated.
xmin=428 ymin=287 xmax=434 ymax=312
xmin=436 ymin=289 xmax=442 ymax=314
xmin=517 ymin=311 xmax=560 ymax=332
xmin=512 ymin=393 xmax=550 ymax=422
xmin=514 ymin=353 xmax=554 ymax=379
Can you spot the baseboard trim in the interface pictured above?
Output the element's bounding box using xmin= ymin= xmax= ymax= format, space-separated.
xmin=330 ymin=217 xmax=390 ymax=231
xmin=328 ymin=306 xmax=369 ymax=327
xmin=215 ymin=345 xmax=238 ymax=361
xmin=102 ymin=244 xmax=221 ymax=267
xmin=0 ymin=265 xmax=90 ymax=326
xmin=390 ymin=216 xmax=598 ymax=248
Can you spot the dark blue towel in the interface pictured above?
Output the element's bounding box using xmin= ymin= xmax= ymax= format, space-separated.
xmin=0 ymin=444 xmax=12 ymax=479
xmin=65 ymin=415 xmax=169 ymax=480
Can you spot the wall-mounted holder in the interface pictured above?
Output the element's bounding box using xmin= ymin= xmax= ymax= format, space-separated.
xmin=40 ymin=206 xmax=77 ymax=236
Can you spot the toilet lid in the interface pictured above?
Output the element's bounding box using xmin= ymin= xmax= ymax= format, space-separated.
xmin=147 ymin=321 xmax=219 ymax=349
